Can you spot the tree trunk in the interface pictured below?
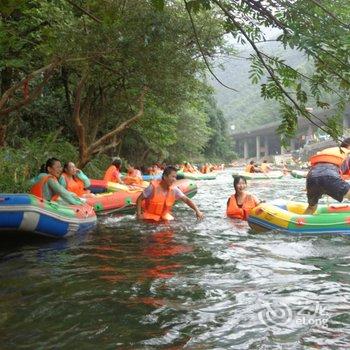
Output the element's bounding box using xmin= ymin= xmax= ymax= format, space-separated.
xmin=0 ymin=67 xmax=13 ymax=147
xmin=0 ymin=125 xmax=7 ymax=147
xmin=140 ymin=148 xmax=150 ymax=164
xmin=74 ymin=86 xmax=147 ymax=168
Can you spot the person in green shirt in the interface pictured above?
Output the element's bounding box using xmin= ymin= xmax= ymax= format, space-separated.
xmin=30 ymin=158 xmax=84 ymax=205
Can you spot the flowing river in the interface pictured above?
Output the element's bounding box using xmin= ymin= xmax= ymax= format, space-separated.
xmin=1 ymin=169 xmax=350 ymax=349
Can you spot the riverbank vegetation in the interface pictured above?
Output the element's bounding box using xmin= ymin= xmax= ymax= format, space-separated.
xmin=1 ymin=0 xmax=349 ymax=192
xmin=0 ymin=0 xmax=234 ymax=191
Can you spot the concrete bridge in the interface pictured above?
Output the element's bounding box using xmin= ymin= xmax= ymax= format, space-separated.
xmin=231 ymin=108 xmax=350 ymax=160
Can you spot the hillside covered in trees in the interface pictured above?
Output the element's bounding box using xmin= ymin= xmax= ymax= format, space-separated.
xmin=210 ymin=42 xmax=308 ymax=132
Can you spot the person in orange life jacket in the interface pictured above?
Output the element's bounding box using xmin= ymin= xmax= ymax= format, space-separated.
xmin=282 ymin=162 xmax=290 ymax=175
xmin=260 ymin=160 xmax=272 ymax=173
xmin=340 ymin=154 xmax=350 ymax=180
xmin=304 ymin=137 xmax=350 ymax=214
xmin=244 ymin=160 xmax=259 ymax=173
xmin=183 ymin=162 xmax=196 ymax=173
xmin=59 ymin=161 xmax=92 ymax=197
xmin=30 ymin=158 xmax=84 ymax=205
xmin=103 ymin=157 xmax=123 ymax=183
xmin=226 ymin=176 xmax=260 ymax=220
xmin=123 ymin=164 xmax=143 ymax=185
xmin=136 ymin=165 xmax=204 ymax=221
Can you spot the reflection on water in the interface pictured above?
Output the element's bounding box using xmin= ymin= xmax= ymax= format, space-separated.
xmin=1 ymin=170 xmax=350 ymax=349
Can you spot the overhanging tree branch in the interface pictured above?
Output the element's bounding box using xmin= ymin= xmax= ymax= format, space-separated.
xmin=184 ymin=0 xmax=238 ymax=92
xmin=308 ymin=0 xmax=350 ymax=29
xmin=88 ymin=86 xmax=148 ymax=154
xmin=212 ymin=0 xmax=340 ymax=139
xmin=72 ymin=74 xmax=88 ymax=162
xmin=65 ymin=0 xmax=102 ymax=23
xmin=0 ymin=60 xmax=61 ymax=116
xmin=242 ymin=0 xmax=287 ymax=30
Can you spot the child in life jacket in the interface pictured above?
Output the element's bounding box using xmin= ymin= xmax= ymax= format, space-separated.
xmin=226 ymin=175 xmax=260 ymax=220
xmin=103 ymin=157 xmax=123 ymax=183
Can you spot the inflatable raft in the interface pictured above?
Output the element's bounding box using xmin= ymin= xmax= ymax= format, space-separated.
xmin=0 ymin=194 xmax=96 ymax=238
xmin=290 ymin=170 xmax=308 ymax=179
xmin=86 ymin=179 xmax=198 ymax=215
xmin=89 ymin=179 xmax=148 ymax=194
xmin=248 ymin=199 xmax=350 ymax=235
xmin=232 ymin=171 xmax=284 ymax=180
xmin=177 ymin=171 xmax=217 ymax=180
xmin=142 ymin=174 xmax=162 ymax=181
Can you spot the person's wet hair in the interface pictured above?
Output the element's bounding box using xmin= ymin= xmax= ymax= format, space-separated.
xmin=39 ymin=163 xmax=47 ymax=173
xmin=112 ymin=157 xmax=122 ymax=168
xmin=45 ymin=157 xmax=60 ymax=172
xmin=63 ymin=162 xmax=74 ymax=173
xmin=162 ymin=165 xmax=178 ymax=179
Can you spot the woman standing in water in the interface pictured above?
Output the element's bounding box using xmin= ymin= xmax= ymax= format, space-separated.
xmin=226 ymin=176 xmax=261 ymax=220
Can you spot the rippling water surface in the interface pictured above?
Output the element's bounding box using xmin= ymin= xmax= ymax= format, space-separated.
xmin=1 ymin=169 xmax=350 ymax=349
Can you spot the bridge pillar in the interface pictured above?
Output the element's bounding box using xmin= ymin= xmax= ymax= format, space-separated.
xmin=243 ymin=139 xmax=249 ymax=159
xmin=307 ymin=125 xmax=314 ymax=142
xmin=256 ymin=135 xmax=261 ymax=160
xmin=343 ymin=110 xmax=350 ymax=136
xmin=280 ymin=136 xmax=286 ymax=155
xmin=264 ymin=137 xmax=269 ymax=156
xmin=290 ymin=138 xmax=296 ymax=151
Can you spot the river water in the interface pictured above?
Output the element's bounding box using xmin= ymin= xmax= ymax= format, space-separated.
xmin=1 ymin=169 xmax=350 ymax=349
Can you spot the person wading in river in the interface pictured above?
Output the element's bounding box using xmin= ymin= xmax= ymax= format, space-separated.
xmin=304 ymin=137 xmax=350 ymax=214
xmin=136 ymin=165 xmax=204 ymax=221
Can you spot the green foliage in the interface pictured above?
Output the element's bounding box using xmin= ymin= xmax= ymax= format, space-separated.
xmin=151 ymin=0 xmax=165 ymax=11
xmin=168 ymin=100 xmax=212 ymax=163
xmin=0 ymin=132 xmax=114 ymax=192
xmin=195 ymin=0 xmax=350 ymax=140
xmin=202 ymin=94 xmax=233 ymax=161
xmin=0 ymin=133 xmax=76 ymax=192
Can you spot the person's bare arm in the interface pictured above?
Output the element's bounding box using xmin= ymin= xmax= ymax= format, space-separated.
xmin=180 ymin=196 xmax=204 ymax=219
xmin=136 ymin=192 xmax=145 ymax=219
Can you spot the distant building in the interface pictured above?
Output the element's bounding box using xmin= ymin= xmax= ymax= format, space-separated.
xmin=231 ymin=108 xmax=350 ymax=160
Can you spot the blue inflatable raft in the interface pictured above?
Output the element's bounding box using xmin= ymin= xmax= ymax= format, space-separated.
xmin=0 ymin=194 xmax=96 ymax=238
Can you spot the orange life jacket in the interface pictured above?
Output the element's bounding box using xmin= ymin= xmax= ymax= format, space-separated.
xmin=104 ymin=165 xmax=119 ymax=182
xmin=184 ymin=165 xmax=195 ymax=173
xmin=260 ymin=163 xmax=269 ymax=173
xmin=310 ymin=147 xmax=350 ymax=167
xmin=123 ymin=170 xmax=142 ymax=185
xmin=142 ymin=180 xmax=176 ymax=221
xmin=226 ymin=193 xmax=258 ymax=220
xmin=245 ymin=164 xmax=254 ymax=173
xmin=61 ymin=172 xmax=86 ymax=196
xmin=30 ymin=175 xmax=59 ymax=201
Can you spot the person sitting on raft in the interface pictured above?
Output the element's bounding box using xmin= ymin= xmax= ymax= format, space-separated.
xmin=123 ymin=164 xmax=143 ymax=185
xmin=260 ymin=160 xmax=273 ymax=173
xmin=181 ymin=162 xmax=196 ymax=173
xmin=136 ymin=165 xmax=204 ymax=221
xmin=244 ymin=160 xmax=260 ymax=173
xmin=104 ymin=157 xmax=123 ymax=183
xmin=30 ymin=158 xmax=84 ymax=205
xmin=305 ymin=138 xmax=350 ymax=214
xmin=227 ymin=175 xmax=261 ymax=220
xmin=59 ymin=161 xmax=92 ymax=197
